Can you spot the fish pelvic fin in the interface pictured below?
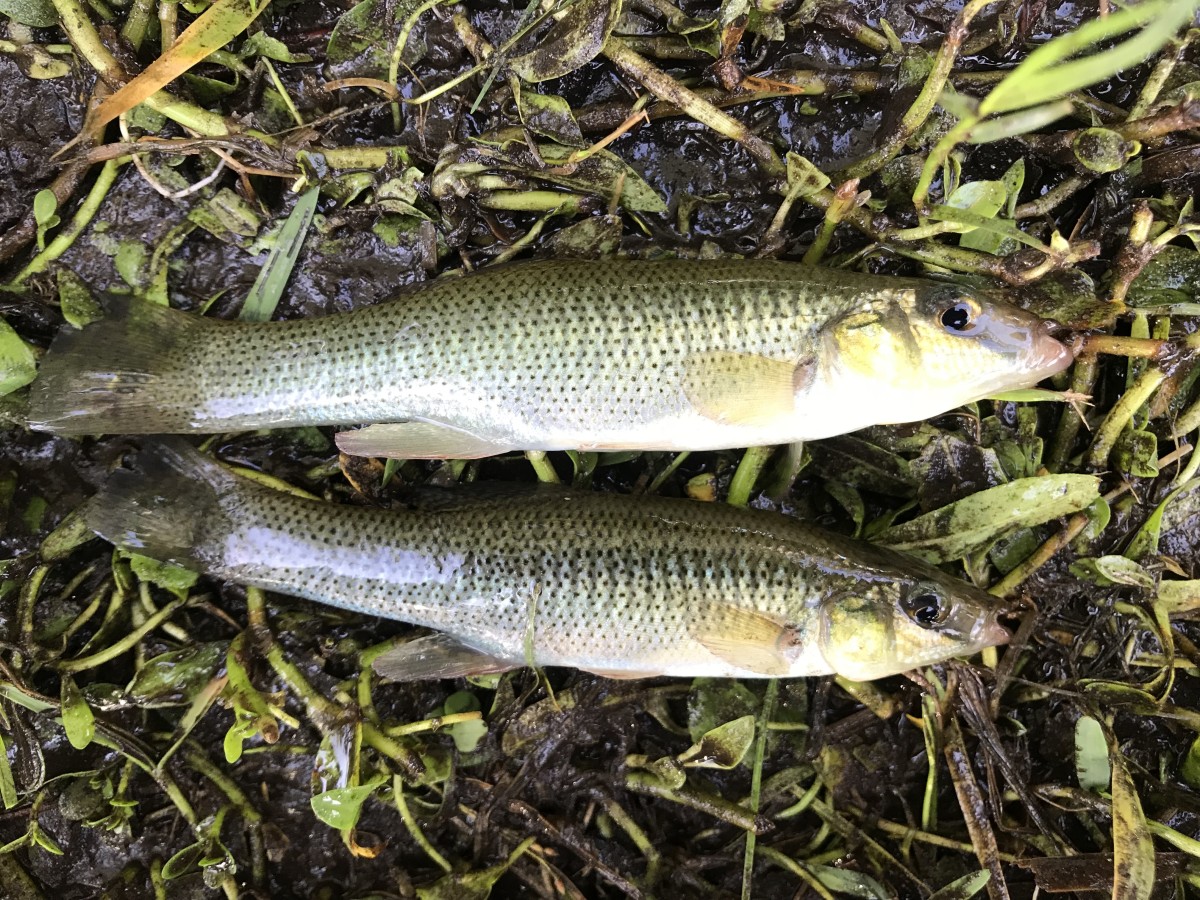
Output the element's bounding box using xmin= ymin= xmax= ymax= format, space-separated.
xmin=335 ymin=422 xmax=515 ymax=460
xmin=27 ymin=297 xmax=220 ymax=436
xmin=373 ymin=633 xmax=518 ymax=681
xmin=87 ymin=439 xmax=239 ymax=571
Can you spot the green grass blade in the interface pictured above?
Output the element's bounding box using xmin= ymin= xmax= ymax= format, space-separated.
xmin=241 ymin=186 xmax=320 ymax=322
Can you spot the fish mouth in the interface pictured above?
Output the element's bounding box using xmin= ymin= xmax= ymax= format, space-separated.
xmin=1030 ymin=321 xmax=1076 ymax=377
xmin=976 ymin=612 xmax=1014 ymax=649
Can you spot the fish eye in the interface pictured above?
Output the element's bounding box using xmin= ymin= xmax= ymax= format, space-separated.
xmin=940 ymin=301 xmax=977 ymax=333
xmin=902 ymin=589 xmax=948 ymax=629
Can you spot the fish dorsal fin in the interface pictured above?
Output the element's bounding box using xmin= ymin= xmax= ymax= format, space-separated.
xmin=373 ymin=633 xmax=518 ymax=681
xmin=335 ymin=422 xmax=514 ymax=460
xmin=681 ymin=351 xmax=814 ymax=428
xmin=692 ymin=606 xmax=803 ymax=677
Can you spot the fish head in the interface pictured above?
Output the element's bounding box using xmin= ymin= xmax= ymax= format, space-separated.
xmin=817 ymin=569 xmax=1011 ymax=681
xmin=822 ymin=282 xmax=1074 ymax=424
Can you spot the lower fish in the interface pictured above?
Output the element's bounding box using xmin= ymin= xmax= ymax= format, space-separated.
xmin=89 ymin=441 xmax=1011 ymax=681
xmin=30 ymin=259 xmax=1072 ymax=459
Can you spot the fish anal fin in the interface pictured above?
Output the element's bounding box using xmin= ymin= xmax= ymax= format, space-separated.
xmin=682 ymin=351 xmax=813 ymax=428
xmin=692 ymin=606 xmax=803 ymax=677
xmin=336 ymin=423 xmax=514 ymax=460
xmin=373 ymin=633 xmax=517 ymax=681
xmin=582 ymin=667 xmax=665 ymax=680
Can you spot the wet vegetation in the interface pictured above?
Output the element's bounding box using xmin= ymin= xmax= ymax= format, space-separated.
xmin=2 ymin=0 xmax=1200 ymax=896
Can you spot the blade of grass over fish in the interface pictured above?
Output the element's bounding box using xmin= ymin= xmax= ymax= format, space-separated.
xmin=240 ymin=186 xmax=318 ymax=322
xmin=92 ymin=0 xmax=273 ymax=129
xmin=877 ymin=474 xmax=1100 ymax=563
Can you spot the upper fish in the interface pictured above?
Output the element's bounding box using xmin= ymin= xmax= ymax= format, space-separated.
xmin=29 ymin=259 xmax=1073 ymax=458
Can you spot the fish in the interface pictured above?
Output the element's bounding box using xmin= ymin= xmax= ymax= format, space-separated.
xmin=87 ymin=440 xmax=1013 ymax=681
xmin=29 ymin=259 xmax=1074 ymax=459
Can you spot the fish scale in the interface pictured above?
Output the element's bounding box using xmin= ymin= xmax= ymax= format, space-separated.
xmin=28 ymin=259 xmax=1073 ymax=456
xmin=89 ymin=441 xmax=1012 ymax=681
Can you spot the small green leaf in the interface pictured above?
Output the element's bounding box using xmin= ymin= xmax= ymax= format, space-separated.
xmin=1159 ymin=580 xmax=1200 ymax=617
xmin=0 ymin=0 xmax=58 ymax=27
xmin=1074 ymin=715 xmax=1109 ymax=791
xmin=32 ymin=189 xmax=58 ymax=227
xmin=785 ymin=152 xmax=831 ymax=197
xmin=126 ymin=643 xmax=227 ymax=706
xmin=1069 ymin=555 xmax=1155 ymax=590
xmin=510 ymin=0 xmax=622 ymax=83
xmin=56 ymin=270 xmax=103 ymax=329
xmin=1181 ymin=735 xmax=1200 ymax=788
xmin=929 ymin=871 xmax=991 ymax=900
xmin=162 ymin=842 xmax=205 ymax=880
xmin=678 ymin=715 xmax=755 ymax=769
xmin=310 ymin=783 xmax=380 ymax=830
xmin=124 ymin=552 xmax=199 ymax=597
xmin=0 ymin=317 xmax=37 ymax=397
xmin=515 ymin=89 xmax=585 ymax=147
xmin=239 ymin=31 xmax=313 ymax=63
xmin=809 ymin=865 xmax=892 ymax=900
xmin=443 ymin=691 xmax=487 ymax=753
xmin=877 ymin=475 xmax=1100 ymax=563
xmin=59 ymin=676 xmax=95 ymax=751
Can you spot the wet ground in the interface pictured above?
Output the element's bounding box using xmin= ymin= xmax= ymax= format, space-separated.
xmin=2 ymin=0 xmax=1200 ymax=897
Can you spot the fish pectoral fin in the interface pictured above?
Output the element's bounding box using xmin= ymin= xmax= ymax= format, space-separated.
xmin=681 ymin=351 xmax=814 ymax=428
xmin=373 ymin=633 xmax=518 ymax=681
xmin=692 ymin=606 xmax=801 ymax=677
xmin=335 ymin=423 xmax=514 ymax=460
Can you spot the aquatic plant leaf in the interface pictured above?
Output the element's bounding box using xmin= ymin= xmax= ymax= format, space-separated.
xmin=443 ymin=691 xmax=487 ymax=753
xmin=515 ymin=89 xmax=586 ymax=146
xmin=1074 ymin=715 xmax=1109 ymax=791
xmin=928 ymin=871 xmax=990 ymax=900
xmin=678 ymin=715 xmax=755 ymax=769
xmin=0 ymin=0 xmax=56 ymax=27
xmin=1110 ymin=742 xmax=1156 ymax=900
xmin=125 ymin=643 xmax=227 ymax=706
xmin=241 ymin=186 xmax=319 ymax=322
xmin=124 ymin=552 xmax=199 ymax=598
xmin=238 ymin=31 xmax=312 ymax=63
xmin=1111 ymin=429 xmax=1158 ymax=479
xmin=1159 ymin=580 xmax=1200 ymax=617
xmin=1127 ymin=245 xmax=1200 ymax=307
xmin=0 ymin=317 xmax=36 ymax=398
xmin=980 ymin=0 xmax=1200 ymax=116
xmin=687 ymin=678 xmax=758 ymax=744
xmin=59 ymin=676 xmax=94 ymax=751
xmin=92 ymin=0 xmax=273 ymax=128
xmin=416 ymin=837 xmax=535 ymax=900
xmin=877 ymin=475 xmax=1100 ymax=563
xmin=1069 ymin=556 xmax=1155 ymax=590
xmin=310 ymin=783 xmax=380 ymax=830
xmin=809 ymin=864 xmax=893 ymax=900
xmin=510 ymin=0 xmax=623 ymax=83
xmin=545 ymin=214 xmax=622 ymax=258
xmin=1181 ymin=735 xmax=1200 ymax=788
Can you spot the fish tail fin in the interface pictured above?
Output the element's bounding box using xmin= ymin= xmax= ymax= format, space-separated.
xmin=88 ymin=439 xmax=238 ymax=569
xmin=28 ymin=298 xmax=219 ymax=435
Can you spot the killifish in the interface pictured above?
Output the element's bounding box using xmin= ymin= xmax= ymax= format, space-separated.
xmin=30 ymin=260 xmax=1073 ymax=458
xmin=88 ymin=441 xmax=1012 ymax=681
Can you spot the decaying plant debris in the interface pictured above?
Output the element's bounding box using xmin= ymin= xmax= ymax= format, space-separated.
xmin=2 ymin=0 xmax=1200 ymax=897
